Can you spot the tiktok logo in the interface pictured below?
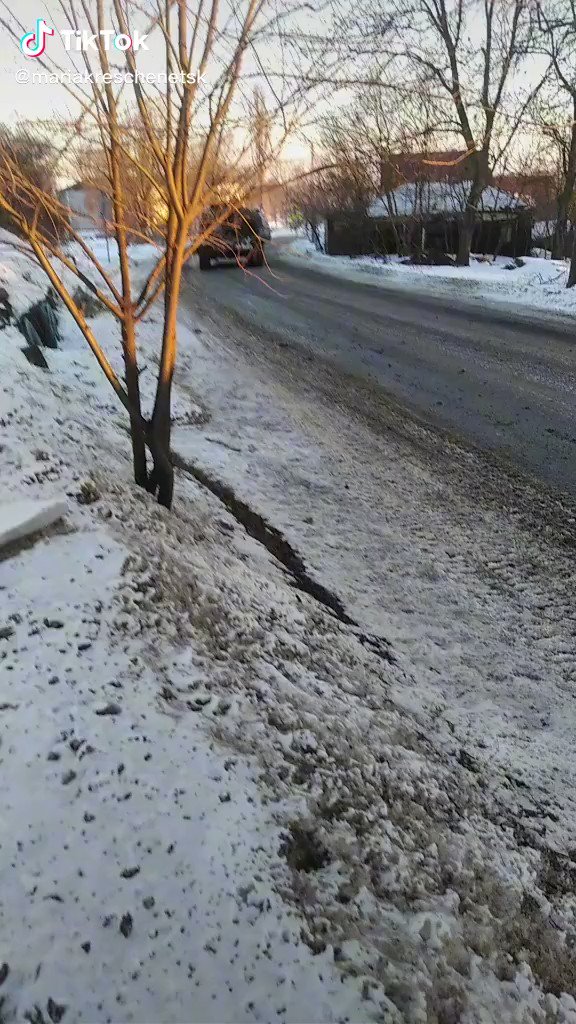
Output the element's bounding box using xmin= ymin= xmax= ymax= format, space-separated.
xmin=20 ymin=18 xmax=54 ymax=58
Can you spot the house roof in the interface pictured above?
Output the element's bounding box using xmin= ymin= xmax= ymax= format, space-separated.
xmin=58 ymin=182 xmax=105 ymax=196
xmin=368 ymin=180 xmax=528 ymax=219
xmin=383 ymin=149 xmax=473 ymax=182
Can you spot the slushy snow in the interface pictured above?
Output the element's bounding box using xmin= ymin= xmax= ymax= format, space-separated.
xmin=1 ymin=229 xmax=576 ymax=1022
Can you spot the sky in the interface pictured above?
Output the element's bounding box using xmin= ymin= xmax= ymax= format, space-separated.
xmin=0 ymin=0 xmax=315 ymax=166
xmin=2 ymin=0 xmax=221 ymax=120
xmin=1 ymin=0 xmax=554 ymax=186
xmin=0 ymin=0 xmax=104 ymax=122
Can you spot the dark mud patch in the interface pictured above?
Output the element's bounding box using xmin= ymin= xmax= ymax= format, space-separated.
xmin=280 ymin=824 xmax=330 ymax=873
xmin=172 ymin=451 xmax=394 ymax=664
xmin=538 ymin=847 xmax=576 ymax=897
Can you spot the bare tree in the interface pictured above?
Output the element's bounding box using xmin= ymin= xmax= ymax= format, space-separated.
xmin=344 ymin=0 xmax=543 ymax=265
xmin=319 ymin=82 xmax=438 ymax=191
xmin=527 ymin=92 xmax=574 ymax=256
xmin=75 ymin=113 xmax=168 ymax=240
xmin=536 ymin=0 xmax=576 ymax=278
xmin=0 ymin=123 xmax=65 ymax=242
xmin=250 ymin=86 xmax=272 ymax=208
xmin=0 ymin=0 xmax=320 ymax=507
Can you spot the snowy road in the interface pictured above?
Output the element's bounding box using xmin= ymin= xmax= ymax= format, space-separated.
xmin=185 ymin=240 xmax=576 ymax=496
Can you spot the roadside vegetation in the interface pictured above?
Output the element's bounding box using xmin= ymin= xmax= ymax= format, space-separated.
xmin=0 ymin=0 xmax=326 ymax=507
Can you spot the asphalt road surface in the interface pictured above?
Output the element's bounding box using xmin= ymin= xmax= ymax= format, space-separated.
xmin=185 ymin=239 xmax=576 ymax=497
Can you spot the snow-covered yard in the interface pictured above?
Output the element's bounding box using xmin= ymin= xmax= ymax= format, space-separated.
xmin=2 ymin=231 xmax=576 ymax=1022
xmin=285 ymin=237 xmax=576 ymax=317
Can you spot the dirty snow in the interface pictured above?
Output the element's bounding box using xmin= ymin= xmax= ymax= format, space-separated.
xmin=2 ymin=228 xmax=576 ymax=1021
xmin=285 ymin=236 xmax=576 ymax=317
xmin=175 ymin=290 xmax=576 ymax=851
xmin=0 ymin=529 xmax=364 ymax=1024
xmin=0 ymin=250 xmax=372 ymax=1023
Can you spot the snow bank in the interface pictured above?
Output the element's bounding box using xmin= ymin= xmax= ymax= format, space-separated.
xmin=2 ymin=225 xmax=576 ymax=1022
xmin=284 ymin=237 xmax=576 ymax=317
xmin=0 ymin=231 xmax=51 ymax=318
xmin=0 ymin=250 xmax=373 ymax=1023
xmin=0 ymin=227 xmax=159 ymax=329
xmin=0 ymin=497 xmax=67 ymax=550
xmin=65 ymin=236 xmax=159 ymax=270
xmin=0 ymin=525 xmax=365 ymax=1023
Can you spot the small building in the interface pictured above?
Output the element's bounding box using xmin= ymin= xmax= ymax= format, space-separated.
xmin=58 ymin=182 xmax=112 ymax=236
xmin=325 ymin=180 xmax=532 ymax=259
xmin=379 ymin=149 xmax=475 ymax=192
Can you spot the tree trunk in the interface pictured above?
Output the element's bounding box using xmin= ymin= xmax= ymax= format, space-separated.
xmin=121 ymin=319 xmax=148 ymax=488
xmin=567 ymin=229 xmax=576 ymax=289
xmin=456 ymin=150 xmax=488 ymax=267
xmin=457 ymin=178 xmax=485 ymax=266
xmin=128 ymin=411 xmax=148 ymax=488
xmin=456 ymin=205 xmax=475 ymax=267
xmin=308 ymin=220 xmax=322 ymax=251
xmin=555 ymin=100 xmax=576 ymax=261
xmin=552 ymin=193 xmax=571 ymax=260
xmin=146 ymin=233 xmax=187 ymax=509
xmin=146 ymin=404 xmax=174 ymax=509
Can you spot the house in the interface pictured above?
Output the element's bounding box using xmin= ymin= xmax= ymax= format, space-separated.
xmin=494 ymin=173 xmax=557 ymax=225
xmin=58 ymin=182 xmax=113 ymax=235
xmin=325 ymin=179 xmax=532 ymax=259
xmin=379 ymin=149 xmax=475 ymax=191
